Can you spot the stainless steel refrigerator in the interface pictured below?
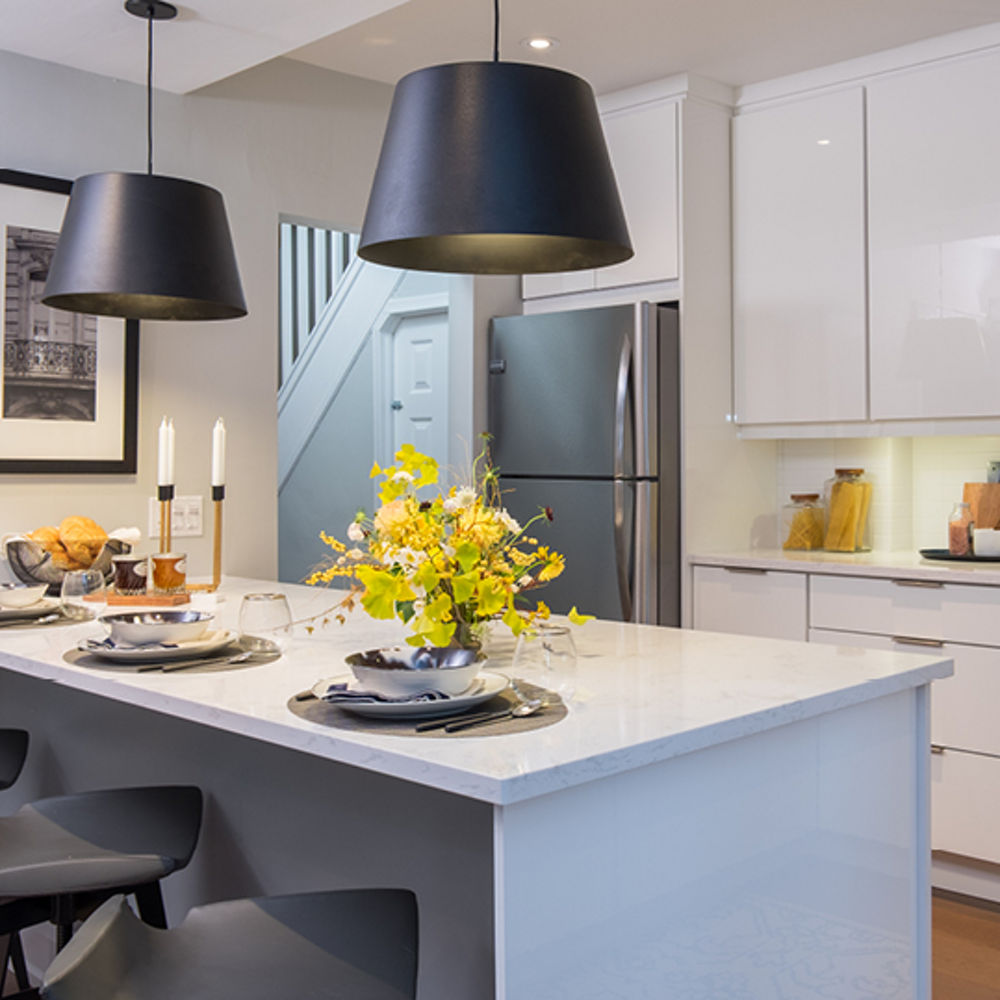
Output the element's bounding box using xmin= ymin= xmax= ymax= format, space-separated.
xmin=488 ymin=302 xmax=679 ymax=626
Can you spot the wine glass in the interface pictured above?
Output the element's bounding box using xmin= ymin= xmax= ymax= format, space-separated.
xmin=60 ymin=569 xmax=106 ymax=621
xmin=238 ymin=592 xmax=293 ymax=654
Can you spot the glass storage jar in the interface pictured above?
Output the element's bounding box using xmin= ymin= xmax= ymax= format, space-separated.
xmin=948 ymin=501 xmax=973 ymax=556
xmin=822 ymin=468 xmax=872 ymax=552
xmin=781 ymin=493 xmax=825 ymax=550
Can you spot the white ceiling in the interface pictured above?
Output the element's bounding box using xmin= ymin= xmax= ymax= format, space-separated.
xmin=3 ymin=0 xmax=1000 ymax=96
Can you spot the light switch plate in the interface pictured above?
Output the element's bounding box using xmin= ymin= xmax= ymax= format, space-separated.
xmin=147 ymin=495 xmax=204 ymax=538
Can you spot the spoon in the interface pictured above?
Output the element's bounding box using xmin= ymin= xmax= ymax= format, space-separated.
xmin=441 ymin=697 xmax=545 ymax=733
xmin=137 ymin=649 xmax=260 ymax=673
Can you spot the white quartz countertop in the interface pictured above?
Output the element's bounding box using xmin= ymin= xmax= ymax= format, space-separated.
xmin=689 ymin=548 xmax=1000 ymax=586
xmin=0 ymin=578 xmax=952 ymax=805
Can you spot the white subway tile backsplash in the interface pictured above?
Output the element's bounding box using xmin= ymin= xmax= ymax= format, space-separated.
xmin=775 ymin=434 xmax=1000 ymax=553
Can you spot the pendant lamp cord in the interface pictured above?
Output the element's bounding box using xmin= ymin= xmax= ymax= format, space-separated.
xmin=146 ymin=8 xmax=154 ymax=175
xmin=493 ymin=0 xmax=499 ymax=61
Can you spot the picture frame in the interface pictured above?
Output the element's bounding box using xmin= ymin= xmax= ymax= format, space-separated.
xmin=0 ymin=168 xmax=138 ymax=474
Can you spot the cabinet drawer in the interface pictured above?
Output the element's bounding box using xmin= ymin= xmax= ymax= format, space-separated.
xmin=810 ymin=573 xmax=1000 ymax=646
xmin=932 ymin=748 xmax=1000 ymax=864
xmin=810 ymin=628 xmax=997 ymax=756
xmin=692 ymin=565 xmax=806 ymax=641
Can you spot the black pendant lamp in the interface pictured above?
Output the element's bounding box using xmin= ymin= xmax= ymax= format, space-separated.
xmin=42 ymin=1 xmax=247 ymax=321
xmin=357 ymin=0 xmax=632 ymax=275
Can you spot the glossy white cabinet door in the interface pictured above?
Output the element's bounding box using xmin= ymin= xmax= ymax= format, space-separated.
xmin=692 ymin=565 xmax=807 ymax=640
xmin=932 ymin=749 xmax=1000 ymax=865
xmin=594 ymin=100 xmax=679 ymax=289
xmin=869 ymin=51 xmax=1000 ymax=419
xmin=521 ymin=100 xmax=678 ymax=299
xmin=733 ymin=87 xmax=867 ymax=424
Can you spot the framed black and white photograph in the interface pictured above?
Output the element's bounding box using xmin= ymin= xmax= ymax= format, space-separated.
xmin=0 ymin=169 xmax=138 ymax=474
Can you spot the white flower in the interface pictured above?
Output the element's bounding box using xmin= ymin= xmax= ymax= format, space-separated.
xmin=498 ymin=510 xmax=521 ymax=534
xmin=517 ymin=574 xmax=533 ymax=590
xmin=443 ymin=487 xmax=476 ymax=514
xmin=346 ymin=548 xmax=364 ymax=560
xmin=412 ymin=598 xmax=426 ymax=615
xmin=391 ymin=470 xmax=415 ymax=483
xmin=347 ymin=521 xmax=364 ymax=542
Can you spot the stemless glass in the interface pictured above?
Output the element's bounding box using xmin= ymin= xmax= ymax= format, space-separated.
xmin=238 ymin=592 xmax=293 ymax=653
xmin=512 ymin=623 xmax=577 ymax=687
xmin=60 ymin=569 xmax=106 ymax=621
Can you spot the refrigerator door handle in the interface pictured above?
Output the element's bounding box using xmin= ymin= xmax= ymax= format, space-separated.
xmin=633 ymin=481 xmax=658 ymax=624
xmin=613 ymin=326 xmax=633 ymax=480
xmin=613 ymin=479 xmax=633 ymax=622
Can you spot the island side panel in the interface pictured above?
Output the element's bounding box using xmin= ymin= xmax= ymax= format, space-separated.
xmin=0 ymin=669 xmax=496 ymax=998
xmin=493 ymin=688 xmax=930 ymax=1000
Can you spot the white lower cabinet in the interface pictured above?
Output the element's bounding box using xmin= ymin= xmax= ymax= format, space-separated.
xmin=692 ymin=565 xmax=807 ymax=640
xmin=693 ymin=561 xmax=1000 ymax=871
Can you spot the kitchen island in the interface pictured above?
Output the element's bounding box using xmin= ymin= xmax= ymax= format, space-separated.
xmin=0 ymin=579 xmax=951 ymax=998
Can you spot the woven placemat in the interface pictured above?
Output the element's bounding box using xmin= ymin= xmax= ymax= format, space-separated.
xmin=62 ymin=647 xmax=279 ymax=674
xmin=287 ymin=677 xmax=567 ymax=738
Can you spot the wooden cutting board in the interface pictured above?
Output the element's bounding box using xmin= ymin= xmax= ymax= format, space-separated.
xmin=963 ymin=483 xmax=1000 ymax=529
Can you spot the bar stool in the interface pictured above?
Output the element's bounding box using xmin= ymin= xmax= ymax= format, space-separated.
xmin=41 ymin=888 xmax=419 ymax=999
xmin=1 ymin=783 xmax=202 ymax=994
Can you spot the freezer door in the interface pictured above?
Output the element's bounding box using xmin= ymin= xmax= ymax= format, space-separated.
xmin=498 ymin=476 xmax=657 ymax=624
xmin=489 ymin=304 xmax=656 ymax=479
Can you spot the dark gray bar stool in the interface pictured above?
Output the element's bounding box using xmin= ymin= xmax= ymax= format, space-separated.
xmin=1 ymin=782 xmax=202 ymax=996
xmin=41 ymin=888 xmax=419 ymax=999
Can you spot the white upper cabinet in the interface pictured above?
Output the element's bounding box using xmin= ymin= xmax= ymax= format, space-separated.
xmin=868 ymin=51 xmax=1000 ymax=420
xmin=522 ymin=99 xmax=679 ymax=299
xmin=733 ymin=87 xmax=867 ymax=424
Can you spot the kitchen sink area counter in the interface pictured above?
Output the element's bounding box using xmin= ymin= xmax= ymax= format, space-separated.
xmin=1 ymin=578 xmax=951 ymax=998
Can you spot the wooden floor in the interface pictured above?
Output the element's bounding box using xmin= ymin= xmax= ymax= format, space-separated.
xmin=934 ymin=891 xmax=1000 ymax=1000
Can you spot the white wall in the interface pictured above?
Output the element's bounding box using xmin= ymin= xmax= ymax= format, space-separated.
xmin=0 ymin=50 xmax=392 ymax=579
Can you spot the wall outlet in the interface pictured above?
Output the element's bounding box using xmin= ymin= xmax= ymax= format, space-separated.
xmin=147 ymin=495 xmax=204 ymax=538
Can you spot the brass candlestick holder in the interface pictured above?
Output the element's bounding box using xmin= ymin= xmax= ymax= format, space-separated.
xmin=188 ymin=484 xmax=224 ymax=592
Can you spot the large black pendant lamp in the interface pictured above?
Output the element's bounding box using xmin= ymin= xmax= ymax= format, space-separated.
xmin=42 ymin=1 xmax=247 ymax=321
xmin=357 ymin=0 xmax=632 ymax=275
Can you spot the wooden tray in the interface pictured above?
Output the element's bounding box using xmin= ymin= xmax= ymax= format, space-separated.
xmin=85 ymin=590 xmax=191 ymax=605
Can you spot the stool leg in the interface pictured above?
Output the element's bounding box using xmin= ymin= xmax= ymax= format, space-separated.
xmin=52 ymin=895 xmax=75 ymax=951
xmin=9 ymin=931 xmax=31 ymax=991
xmin=133 ymin=882 xmax=167 ymax=929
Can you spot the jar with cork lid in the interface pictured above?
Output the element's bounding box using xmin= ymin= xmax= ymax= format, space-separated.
xmin=948 ymin=501 xmax=973 ymax=556
xmin=781 ymin=494 xmax=825 ymax=550
xmin=822 ymin=468 xmax=873 ymax=552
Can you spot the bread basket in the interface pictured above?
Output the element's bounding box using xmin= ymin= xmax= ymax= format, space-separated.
xmin=3 ymin=536 xmax=131 ymax=595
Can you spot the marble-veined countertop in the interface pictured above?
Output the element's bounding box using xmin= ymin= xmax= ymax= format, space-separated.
xmin=0 ymin=578 xmax=951 ymax=805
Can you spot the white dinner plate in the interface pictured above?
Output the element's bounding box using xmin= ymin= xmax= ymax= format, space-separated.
xmin=77 ymin=629 xmax=239 ymax=664
xmin=311 ymin=671 xmax=510 ymax=720
xmin=0 ymin=597 xmax=60 ymax=622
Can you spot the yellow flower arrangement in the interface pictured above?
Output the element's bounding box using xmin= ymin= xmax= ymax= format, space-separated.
xmin=307 ymin=443 xmax=590 ymax=648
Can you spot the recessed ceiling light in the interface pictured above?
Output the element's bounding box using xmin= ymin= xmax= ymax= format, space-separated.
xmin=816 ymin=139 xmax=832 ymax=146
xmin=522 ymin=36 xmax=558 ymax=51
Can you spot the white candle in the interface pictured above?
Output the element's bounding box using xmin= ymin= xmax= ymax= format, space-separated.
xmin=157 ymin=416 xmax=172 ymax=486
xmin=165 ymin=418 xmax=175 ymax=486
xmin=211 ymin=418 xmax=226 ymax=487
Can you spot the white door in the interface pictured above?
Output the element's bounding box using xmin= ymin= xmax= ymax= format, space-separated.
xmin=390 ymin=311 xmax=449 ymax=470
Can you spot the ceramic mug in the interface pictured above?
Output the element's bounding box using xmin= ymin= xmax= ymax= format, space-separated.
xmin=151 ymin=552 xmax=187 ymax=594
xmin=112 ymin=554 xmax=148 ymax=595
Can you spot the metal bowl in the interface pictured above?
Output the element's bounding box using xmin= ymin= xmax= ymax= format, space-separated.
xmin=100 ymin=610 xmax=214 ymax=646
xmin=346 ymin=645 xmax=483 ymax=697
xmin=4 ymin=537 xmax=130 ymax=595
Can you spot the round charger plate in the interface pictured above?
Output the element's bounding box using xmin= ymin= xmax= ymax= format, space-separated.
xmin=919 ymin=548 xmax=1000 ymax=563
xmin=0 ymin=597 xmax=60 ymax=622
xmin=76 ymin=629 xmax=238 ymax=663
xmin=310 ymin=671 xmax=509 ymax=719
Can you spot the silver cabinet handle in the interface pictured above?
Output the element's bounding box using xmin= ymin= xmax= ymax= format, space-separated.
xmin=891 ymin=635 xmax=945 ymax=648
xmin=930 ymin=744 xmax=945 ymax=755
xmin=892 ymin=578 xmax=944 ymax=588
xmin=723 ymin=566 xmax=768 ymax=575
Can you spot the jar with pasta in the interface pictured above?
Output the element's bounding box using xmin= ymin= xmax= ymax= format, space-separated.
xmin=781 ymin=494 xmax=825 ymax=550
xmin=822 ymin=468 xmax=873 ymax=552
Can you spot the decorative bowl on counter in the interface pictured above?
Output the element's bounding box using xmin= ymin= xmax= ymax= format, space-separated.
xmin=4 ymin=537 xmax=130 ymax=595
xmin=100 ymin=610 xmax=214 ymax=646
xmin=0 ymin=582 xmax=49 ymax=608
xmin=345 ymin=645 xmax=483 ymax=698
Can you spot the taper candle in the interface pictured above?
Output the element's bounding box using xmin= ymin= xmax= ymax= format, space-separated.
xmin=157 ymin=416 xmax=174 ymax=486
xmin=211 ymin=418 xmax=226 ymax=487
